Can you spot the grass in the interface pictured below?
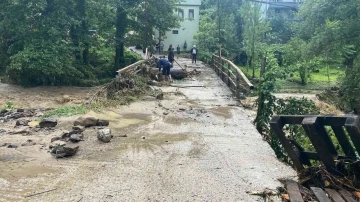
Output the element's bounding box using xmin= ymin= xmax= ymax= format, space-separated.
xmin=42 ymin=105 xmax=89 ymax=119
xmin=238 ymin=66 xmax=344 ymax=92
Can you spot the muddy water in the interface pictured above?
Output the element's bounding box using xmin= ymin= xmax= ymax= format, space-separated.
xmin=0 ymin=58 xmax=296 ymax=202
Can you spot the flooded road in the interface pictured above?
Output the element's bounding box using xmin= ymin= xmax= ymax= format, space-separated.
xmin=0 ymin=58 xmax=296 ymax=201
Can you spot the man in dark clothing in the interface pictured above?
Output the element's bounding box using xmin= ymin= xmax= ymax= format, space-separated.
xmin=176 ymin=45 xmax=181 ymax=54
xmin=168 ymin=44 xmax=175 ymax=64
xmin=155 ymin=43 xmax=160 ymax=54
xmin=156 ymin=57 xmax=172 ymax=81
xmin=190 ymin=45 xmax=198 ymax=64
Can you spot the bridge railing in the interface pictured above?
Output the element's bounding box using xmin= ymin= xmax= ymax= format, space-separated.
xmin=270 ymin=115 xmax=360 ymax=173
xmin=212 ymin=55 xmax=254 ymax=98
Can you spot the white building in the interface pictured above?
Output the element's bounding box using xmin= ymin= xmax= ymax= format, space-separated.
xmin=155 ymin=0 xmax=201 ymax=52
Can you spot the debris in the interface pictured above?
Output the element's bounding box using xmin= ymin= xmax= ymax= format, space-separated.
xmin=97 ymin=128 xmax=113 ymax=143
xmin=69 ymin=134 xmax=84 ymax=143
xmin=16 ymin=119 xmax=29 ymax=127
xmin=0 ymin=109 xmax=8 ymax=114
xmin=141 ymin=136 xmax=146 ymax=139
xmin=25 ymin=188 xmax=57 ymax=198
xmin=118 ymin=134 xmax=128 ymax=138
xmin=11 ymin=128 xmax=30 ymax=135
xmin=51 ymin=136 xmax=62 ymax=143
xmin=39 ymin=118 xmax=58 ymax=128
xmin=21 ymin=139 xmax=36 ymax=146
xmin=163 ymin=112 xmax=169 ymax=115
xmin=72 ymin=126 xmax=85 ymax=133
xmin=51 ymin=145 xmax=79 ymax=158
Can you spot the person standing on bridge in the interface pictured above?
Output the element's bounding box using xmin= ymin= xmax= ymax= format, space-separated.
xmin=176 ymin=45 xmax=181 ymax=54
xmin=156 ymin=56 xmax=173 ymax=82
xmin=168 ymin=44 xmax=175 ymax=65
xmin=190 ymin=45 xmax=198 ymax=64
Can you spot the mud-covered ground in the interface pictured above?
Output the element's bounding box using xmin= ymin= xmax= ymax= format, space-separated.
xmin=0 ymin=58 xmax=296 ymax=202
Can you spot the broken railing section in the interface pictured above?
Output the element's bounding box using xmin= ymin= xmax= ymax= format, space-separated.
xmin=270 ymin=115 xmax=360 ymax=173
xmin=211 ymin=55 xmax=254 ymax=98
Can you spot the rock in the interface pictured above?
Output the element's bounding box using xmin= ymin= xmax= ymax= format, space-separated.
xmin=69 ymin=134 xmax=84 ymax=143
xmin=72 ymin=126 xmax=85 ymax=132
xmin=0 ymin=129 xmax=6 ymax=134
xmin=21 ymin=139 xmax=36 ymax=146
xmin=97 ymin=128 xmax=113 ymax=143
xmin=141 ymin=136 xmax=146 ymax=139
xmin=74 ymin=117 xmax=99 ymax=128
xmin=118 ymin=134 xmax=128 ymax=138
xmin=50 ymin=145 xmax=79 ymax=158
xmin=16 ymin=119 xmax=29 ymax=126
xmin=62 ymin=95 xmax=71 ymax=103
xmin=51 ymin=136 xmax=62 ymax=143
xmin=17 ymin=109 xmax=24 ymax=112
xmin=97 ymin=119 xmax=110 ymax=127
xmin=0 ymin=109 xmax=8 ymax=114
xmin=163 ymin=112 xmax=169 ymax=115
xmin=11 ymin=128 xmax=30 ymax=135
xmin=7 ymin=144 xmax=18 ymax=148
xmin=39 ymin=118 xmax=58 ymax=128
xmin=179 ymin=108 xmax=186 ymax=111
xmin=156 ymin=93 xmax=164 ymax=100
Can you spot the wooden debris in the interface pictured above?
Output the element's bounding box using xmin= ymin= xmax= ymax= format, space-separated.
xmin=25 ymin=188 xmax=57 ymax=198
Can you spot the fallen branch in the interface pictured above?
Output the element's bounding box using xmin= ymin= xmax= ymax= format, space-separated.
xmin=25 ymin=188 xmax=57 ymax=198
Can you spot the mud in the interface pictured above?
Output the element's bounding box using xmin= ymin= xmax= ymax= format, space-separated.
xmin=0 ymin=58 xmax=296 ymax=202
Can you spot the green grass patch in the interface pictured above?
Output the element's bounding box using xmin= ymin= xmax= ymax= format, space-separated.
xmin=42 ymin=105 xmax=89 ymax=119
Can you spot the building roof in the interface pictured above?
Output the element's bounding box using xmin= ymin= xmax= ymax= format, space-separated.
xmin=177 ymin=0 xmax=201 ymax=6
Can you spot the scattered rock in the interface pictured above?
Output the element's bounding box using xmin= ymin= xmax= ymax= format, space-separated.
xmin=179 ymin=108 xmax=186 ymax=111
xmin=17 ymin=109 xmax=24 ymax=113
xmin=156 ymin=93 xmax=164 ymax=100
xmin=141 ymin=136 xmax=146 ymax=139
xmin=74 ymin=117 xmax=98 ymax=128
xmin=16 ymin=119 xmax=30 ymax=127
xmin=69 ymin=134 xmax=84 ymax=143
xmin=97 ymin=128 xmax=113 ymax=143
xmin=118 ymin=134 xmax=128 ymax=138
xmin=7 ymin=144 xmax=18 ymax=148
xmin=163 ymin=112 xmax=169 ymax=115
xmin=50 ymin=145 xmax=79 ymax=158
xmin=39 ymin=118 xmax=58 ymax=128
xmin=21 ymin=139 xmax=36 ymax=146
xmin=97 ymin=119 xmax=110 ymax=127
xmin=0 ymin=109 xmax=8 ymax=114
xmin=0 ymin=129 xmax=6 ymax=134
xmin=62 ymin=95 xmax=71 ymax=103
xmin=72 ymin=126 xmax=85 ymax=133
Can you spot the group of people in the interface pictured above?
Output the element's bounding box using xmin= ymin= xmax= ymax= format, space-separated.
xmin=154 ymin=43 xmax=199 ymax=82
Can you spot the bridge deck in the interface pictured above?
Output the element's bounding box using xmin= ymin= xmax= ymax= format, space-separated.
xmin=0 ymin=57 xmax=296 ymax=201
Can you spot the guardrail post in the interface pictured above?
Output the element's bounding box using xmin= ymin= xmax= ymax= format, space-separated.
xmin=221 ymin=59 xmax=225 ymax=82
xmin=227 ymin=63 xmax=231 ymax=87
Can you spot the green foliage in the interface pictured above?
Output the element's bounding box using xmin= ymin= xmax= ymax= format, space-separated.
xmin=339 ymin=62 xmax=360 ymax=113
xmin=1 ymin=101 xmax=15 ymax=110
xmin=0 ymin=0 xmax=178 ymax=87
xmin=42 ymin=105 xmax=89 ymax=118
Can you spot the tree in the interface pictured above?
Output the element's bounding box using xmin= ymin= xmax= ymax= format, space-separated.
xmin=240 ymin=1 xmax=270 ymax=78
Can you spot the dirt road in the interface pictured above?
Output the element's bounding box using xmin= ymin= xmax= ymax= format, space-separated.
xmin=0 ymin=58 xmax=296 ymax=201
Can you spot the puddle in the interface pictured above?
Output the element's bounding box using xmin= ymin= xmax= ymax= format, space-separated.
xmin=0 ymin=164 xmax=56 ymax=180
xmin=208 ymin=107 xmax=233 ymax=119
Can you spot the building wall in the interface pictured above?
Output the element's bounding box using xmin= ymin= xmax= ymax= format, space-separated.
xmin=154 ymin=0 xmax=201 ymax=52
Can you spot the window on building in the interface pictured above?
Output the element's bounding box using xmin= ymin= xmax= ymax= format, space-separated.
xmin=188 ymin=9 xmax=194 ymax=19
xmin=178 ymin=10 xmax=184 ymax=18
xmin=172 ymin=30 xmax=179 ymax=34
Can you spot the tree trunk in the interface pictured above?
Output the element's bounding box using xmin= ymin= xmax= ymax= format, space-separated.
xmin=114 ymin=5 xmax=127 ymax=71
xmin=255 ymin=54 xmax=266 ymax=134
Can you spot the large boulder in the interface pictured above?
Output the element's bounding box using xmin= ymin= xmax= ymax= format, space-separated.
xmin=97 ymin=128 xmax=113 ymax=143
xmin=39 ymin=118 xmax=58 ymax=128
xmin=74 ymin=117 xmax=98 ymax=128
